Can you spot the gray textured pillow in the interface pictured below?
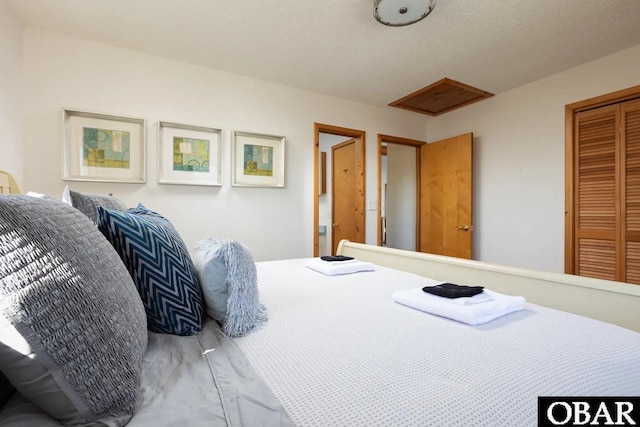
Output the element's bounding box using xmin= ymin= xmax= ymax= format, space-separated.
xmin=0 ymin=371 xmax=14 ymax=409
xmin=194 ymin=238 xmax=267 ymax=337
xmin=0 ymin=195 xmax=147 ymax=425
xmin=62 ymin=185 xmax=128 ymax=224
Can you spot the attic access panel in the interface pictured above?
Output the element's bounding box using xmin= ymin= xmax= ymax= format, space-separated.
xmin=390 ymin=78 xmax=493 ymax=116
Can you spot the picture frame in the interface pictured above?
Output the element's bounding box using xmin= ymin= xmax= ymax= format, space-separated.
xmin=62 ymin=109 xmax=146 ymax=183
xmin=158 ymin=121 xmax=222 ymax=186
xmin=232 ymin=131 xmax=285 ymax=188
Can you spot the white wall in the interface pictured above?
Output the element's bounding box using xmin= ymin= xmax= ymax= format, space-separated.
xmin=18 ymin=27 xmax=638 ymax=269
xmin=20 ymin=28 xmax=427 ymax=261
xmin=427 ymin=43 xmax=640 ymax=273
xmin=385 ymin=143 xmax=416 ymax=251
xmin=0 ymin=2 xmax=22 ymax=185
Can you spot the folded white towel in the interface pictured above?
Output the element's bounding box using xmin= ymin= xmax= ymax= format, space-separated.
xmin=322 ymin=259 xmax=357 ymax=265
xmin=392 ymin=288 xmax=526 ymax=325
xmin=305 ymin=258 xmax=375 ymax=276
xmin=447 ymin=291 xmax=494 ymax=306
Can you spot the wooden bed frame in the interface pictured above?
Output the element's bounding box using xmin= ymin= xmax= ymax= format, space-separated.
xmin=337 ymin=240 xmax=640 ymax=332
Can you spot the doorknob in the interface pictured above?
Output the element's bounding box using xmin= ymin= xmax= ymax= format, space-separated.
xmin=456 ymin=225 xmax=472 ymax=231
xmin=333 ymin=223 xmax=338 ymax=228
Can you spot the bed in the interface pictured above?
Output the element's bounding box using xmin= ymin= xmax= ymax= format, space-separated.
xmin=1 ymin=195 xmax=639 ymax=426
xmin=234 ymin=253 xmax=640 ymax=426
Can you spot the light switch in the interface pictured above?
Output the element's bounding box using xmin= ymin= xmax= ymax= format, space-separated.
xmin=367 ymin=200 xmax=377 ymax=211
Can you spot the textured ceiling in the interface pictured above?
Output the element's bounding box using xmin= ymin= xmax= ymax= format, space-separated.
xmin=6 ymin=0 xmax=640 ymax=109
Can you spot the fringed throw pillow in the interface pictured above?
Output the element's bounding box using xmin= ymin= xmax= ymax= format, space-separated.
xmin=194 ymin=238 xmax=267 ymax=337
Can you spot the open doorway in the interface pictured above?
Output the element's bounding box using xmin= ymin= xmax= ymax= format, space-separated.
xmin=377 ymin=134 xmax=425 ymax=251
xmin=378 ymin=132 xmax=474 ymax=258
xmin=313 ymin=124 xmax=365 ymax=256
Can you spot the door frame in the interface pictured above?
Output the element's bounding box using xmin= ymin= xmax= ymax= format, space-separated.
xmin=564 ymin=84 xmax=640 ymax=274
xmin=314 ymin=123 xmax=366 ymax=256
xmin=377 ymin=134 xmax=426 ymax=248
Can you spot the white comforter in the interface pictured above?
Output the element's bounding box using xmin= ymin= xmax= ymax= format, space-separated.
xmin=235 ymin=259 xmax=640 ymax=427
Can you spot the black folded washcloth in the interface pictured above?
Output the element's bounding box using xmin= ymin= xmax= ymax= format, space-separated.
xmin=422 ymin=283 xmax=484 ymax=298
xmin=320 ymin=255 xmax=354 ymax=262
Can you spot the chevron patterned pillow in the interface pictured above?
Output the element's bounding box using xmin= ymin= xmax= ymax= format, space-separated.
xmin=97 ymin=204 xmax=204 ymax=336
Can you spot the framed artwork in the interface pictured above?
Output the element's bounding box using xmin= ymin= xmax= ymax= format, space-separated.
xmin=158 ymin=121 xmax=222 ymax=186
xmin=232 ymin=131 xmax=285 ymax=188
xmin=62 ymin=109 xmax=146 ymax=183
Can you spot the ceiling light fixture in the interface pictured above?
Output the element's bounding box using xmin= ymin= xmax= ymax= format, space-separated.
xmin=374 ymin=0 xmax=436 ymax=27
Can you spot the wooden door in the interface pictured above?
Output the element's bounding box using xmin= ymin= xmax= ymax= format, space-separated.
xmin=565 ymin=86 xmax=640 ymax=283
xmin=332 ymin=139 xmax=362 ymax=254
xmin=574 ymin=105 xmax=619 ymax=281
xmin=572 ymin=99 xmax=640 ymax=283
xmin=622 ymin=99 xmax=640 ymax=283
xmin=420 ymin=133 xmax=473 ymax=258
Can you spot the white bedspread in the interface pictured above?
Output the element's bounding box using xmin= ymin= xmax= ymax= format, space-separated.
xmin=235 ymin=258 xmax=640 ymax=427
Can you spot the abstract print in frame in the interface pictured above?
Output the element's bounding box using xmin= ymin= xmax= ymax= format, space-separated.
xmin=62 ymin=109 xmax=146 ymax=183
xmin=158 ymin=121 xmax=222 ymax=186
xmin=232 ymin=131 xmax=285 ymax=188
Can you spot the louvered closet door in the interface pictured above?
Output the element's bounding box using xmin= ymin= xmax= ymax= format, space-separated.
xmin=574 ymin=105 xmax=619 ymax=281
xmin=623 ymin=99 xmax=640 ymax=283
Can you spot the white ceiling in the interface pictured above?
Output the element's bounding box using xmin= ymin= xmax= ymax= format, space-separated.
xmin=6 ymin=0 xmax=640 ymax=109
